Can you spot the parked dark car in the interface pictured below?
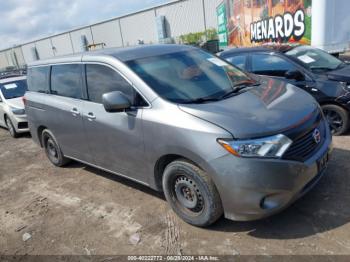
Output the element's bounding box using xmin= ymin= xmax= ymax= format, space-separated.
xmin=220 ymin=45 xmax=350 ymax=135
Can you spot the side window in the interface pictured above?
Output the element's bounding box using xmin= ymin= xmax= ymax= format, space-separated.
xmin=86 ymin=64 xmax=136 ymax=104
xmin=51 ymin=64 xmax=82 ymax=99
xmin=251 ymin=54 xmax=296 ymax=77
xmin=226 ymin=55 xmax=247 ymax=70
xmin=27 ymin=66 xmax=50 ymax=93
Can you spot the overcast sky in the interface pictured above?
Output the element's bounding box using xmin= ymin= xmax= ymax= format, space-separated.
xmin=0 ymin=0 xmax=169 ymax=49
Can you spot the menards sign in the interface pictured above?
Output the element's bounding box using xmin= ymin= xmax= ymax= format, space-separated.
xmin=250 ymin=9 xmax=305 ymax=43
xmin=220 ymin=0 xmax=312 ymax=47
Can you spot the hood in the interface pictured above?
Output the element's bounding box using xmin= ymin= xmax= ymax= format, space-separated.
xmin=327 ymin=65 xmax=350 ymax=83
xmin=5 ymin=97 xmax=25 ymax=109
xmin=179 ymin=78 xmax=319 ymax=139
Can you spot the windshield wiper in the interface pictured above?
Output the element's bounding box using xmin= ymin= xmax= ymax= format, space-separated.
xmin=310 ymin=66 xmax=333 ymax=71
xmin=335 ymin=62 xmax=347 ymax=70
xmin=184 ymin=96 xmax=221 ymax=104
xmin=220 ymin=81 xmax=260 ymax=99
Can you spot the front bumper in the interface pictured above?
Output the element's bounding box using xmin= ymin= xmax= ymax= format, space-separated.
xmin=207 ymin=125 xmax=333 ymax=222
xmin=10 ymin=114 xmax=29 ymax=133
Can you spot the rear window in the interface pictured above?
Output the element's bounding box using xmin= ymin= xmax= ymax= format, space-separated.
xmin=51 ymin=64 xmax=82 ymax=99
xmin=226 ymin=55 xmax=247 ymax=70
xmin=0 ymin=80 xmax=27 ymax=99
xmin=27 ymin=66 xmax=49 ymax=93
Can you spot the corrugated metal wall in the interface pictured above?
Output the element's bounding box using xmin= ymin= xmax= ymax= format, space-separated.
xmin=91 ymin=20 xmax=123 ymax=48
xmin=35 ymin=39 xmax=54 ymax=60
xmin=0 ymin=52 xmax=9 ymax=69
xmin=155 ymin=0 xmax=205 ymax=37
xmin=120 ymin=10 xmax=158 ymax=46
xmin=70 ymin=27 xmax=94 ymax=53
xmin=51 ymin=33 xmax=74 ymax=56
xmin=21 ymin=43 xmax=37 ymax=64
xmin=204 ymin=0 xmax=223 ymax=30
xmin=0 ymin=0 xmax=221 ymax=70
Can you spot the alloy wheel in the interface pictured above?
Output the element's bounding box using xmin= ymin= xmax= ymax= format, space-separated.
xmin=323 ymin=108 xmax=344 ymax=134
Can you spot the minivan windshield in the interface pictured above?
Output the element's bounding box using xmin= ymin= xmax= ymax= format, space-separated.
xmin=286 ymin=46 xmax=345 ymax=72
xmin=0 ymin=79 xmax=27 ymax=100
xmin=126 ymin=50 xmax=256 ymax=104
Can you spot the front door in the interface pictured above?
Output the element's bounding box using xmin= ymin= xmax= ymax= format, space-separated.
xmin=82 ymin=63 xmax=147 ymax=183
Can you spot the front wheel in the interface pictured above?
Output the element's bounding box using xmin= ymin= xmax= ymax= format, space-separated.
xmin=322 ymin=104 xmax=349 ymax=136
xmin=42 ymin=130 xmax=70 ymax=167
xmin=5 ymin=117 xmax=19 ymax=138
xmin=162 ymin=160 xmax=223 ymax=227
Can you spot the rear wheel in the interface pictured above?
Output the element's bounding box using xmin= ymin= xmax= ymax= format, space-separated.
xmin=162 ymin=160 xmax=223 ymax=227
xmin=42 ymin=130 xmax=70 ymax=167
xmin=322 ymin=104 xmax=349 ymax=136
xmin=5 ymin=116 xmax=19 ymax=138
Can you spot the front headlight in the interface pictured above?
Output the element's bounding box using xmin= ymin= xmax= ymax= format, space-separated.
xmin=11 ymin=108 xmax=25 ymax=115
xmin=217 ymin=134 xmax=292 ymax=158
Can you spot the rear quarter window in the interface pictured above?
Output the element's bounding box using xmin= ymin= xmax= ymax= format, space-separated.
xmin=27 ymin=66 xmax=50 ymax=93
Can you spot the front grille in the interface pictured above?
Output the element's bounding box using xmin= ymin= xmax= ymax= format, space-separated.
xmin=283 ymin=118 xmax=326 ymax=162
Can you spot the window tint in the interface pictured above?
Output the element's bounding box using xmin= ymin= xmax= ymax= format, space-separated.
xmin=251 ymin=54 xmax=296 ymax=77
xmin=226 ymin=55 xmax=246 ymax=70
xmin=28 ymin=66 xmax=49 ymax=93
xmin=51 ymin=64 xmax=82 ymax=99
xmin=86 ymin=64 xmax=135 ymax=104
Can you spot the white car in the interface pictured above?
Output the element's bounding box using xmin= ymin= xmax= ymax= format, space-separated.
xmin=0 ymin=75 xmax=29 ymax=138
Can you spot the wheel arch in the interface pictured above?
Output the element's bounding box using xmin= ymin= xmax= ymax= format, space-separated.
xmin=319 ymin=100 xmax=349 ymax=111
xmin=37 ymin=125 xmax=48 ymax=147
xmin=153 ymin=154 xmax=204 ymax=192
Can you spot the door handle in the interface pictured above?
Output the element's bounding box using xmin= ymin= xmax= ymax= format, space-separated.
xmin=86 ymin=112 xmax=96 ymax=120
xmin=70 ymin=108 xmax=80 ymax=116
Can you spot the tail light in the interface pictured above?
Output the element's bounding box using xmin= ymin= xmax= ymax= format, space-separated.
xmin=22 ymin=96 xmax=27 ymax=106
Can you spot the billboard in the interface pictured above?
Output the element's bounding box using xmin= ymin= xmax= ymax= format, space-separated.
xmin=217 ymin=3 xmax=228 ymax=48
xmin=224 ymin=0 xmax=312 ymax=47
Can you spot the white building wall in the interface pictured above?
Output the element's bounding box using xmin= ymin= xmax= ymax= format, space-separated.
xmin=51 ymin=33 xmax=74 ymax=56
xmin=5 ymin=50 xmax=15 ymax=67
xmin=70 ymin=27 xmax=94 ymax=53
xmin=13 ymin=47 xmax=26 ymax=66
xmin=155 ymin=0 xmax=205 ymax=38
xmin=0 ymin=51 xmax=9 ymax=69
xmin=120 ymin=10 xmax=158 ymax=46
xmin=35 ymin=39 xmax=54 ymax=60
xmin=21 ymin=43 xmax=37 ymax=64
xmin=91 ymin=20 xmax=123 ymax=48
xmin=203 ymin=0 xmax=222 ymax=30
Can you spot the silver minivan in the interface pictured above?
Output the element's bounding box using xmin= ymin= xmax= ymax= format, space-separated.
xmin=25 ymin=45 xmax=332 ymax=226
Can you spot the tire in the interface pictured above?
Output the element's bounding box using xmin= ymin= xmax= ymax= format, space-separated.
xmin=41 ymin=129 xmax=70 ymax=167
xmin=162 ymin=160 xmax=223 ymax=227
xmin=322 ymin=104 xmax=349 ymax=136
xmin=5 ymin=116 xmax=19 ymax=138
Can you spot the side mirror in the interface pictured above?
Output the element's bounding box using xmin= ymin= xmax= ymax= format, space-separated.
xmin=285 ymin=70 xmax=305 ymax=81
xmin=102 ymin=91 xmax=131 ymax=113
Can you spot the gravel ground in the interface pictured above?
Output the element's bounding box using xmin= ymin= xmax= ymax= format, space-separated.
xmin=0 ymin=127 xmax=350 ymax=256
